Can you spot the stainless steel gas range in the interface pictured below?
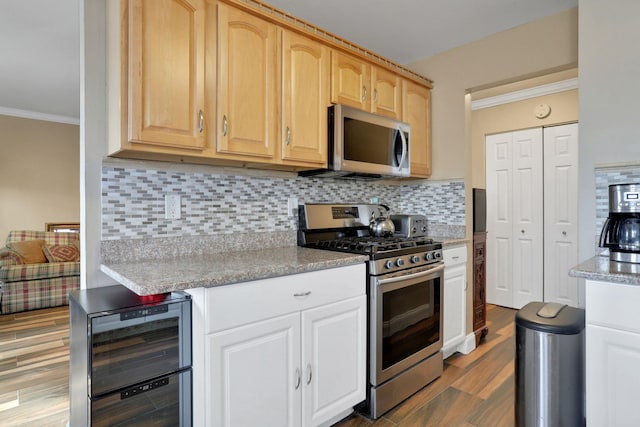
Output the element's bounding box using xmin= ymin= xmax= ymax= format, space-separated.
xmin=298 ymin=203 xmax=444 ymax=419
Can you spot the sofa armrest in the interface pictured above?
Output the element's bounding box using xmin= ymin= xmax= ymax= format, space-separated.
xmin=0 ymin=248 xmax=23 ymax=268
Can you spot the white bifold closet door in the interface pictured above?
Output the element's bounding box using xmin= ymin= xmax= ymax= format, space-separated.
xmin=486 ymin=128 xmax=544 ymax=309
xmin=543 ymin=123 xmax=579 ymax=306
xmin=485 ymin=124 xmax=579 ymax=309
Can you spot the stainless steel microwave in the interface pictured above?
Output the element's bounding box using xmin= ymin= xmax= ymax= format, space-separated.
xmin=300 ymin=104 xmax=410 ymax=179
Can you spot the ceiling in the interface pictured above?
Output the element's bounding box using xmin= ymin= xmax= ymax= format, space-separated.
xmin=0 ymin=0 xmax=577 ymax=123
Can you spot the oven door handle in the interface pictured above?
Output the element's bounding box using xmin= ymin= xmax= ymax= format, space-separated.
xmin=375 ymin=263 xmax=445 ymax=286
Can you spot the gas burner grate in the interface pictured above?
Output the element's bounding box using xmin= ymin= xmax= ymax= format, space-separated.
xmin=312 ymin=236 xmax=435 ymax=254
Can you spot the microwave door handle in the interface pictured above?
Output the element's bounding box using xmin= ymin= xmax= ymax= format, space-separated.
xmin=397 ymin=127 xmax=408 ymax=171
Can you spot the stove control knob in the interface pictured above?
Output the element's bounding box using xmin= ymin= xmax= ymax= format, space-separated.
xmin=410 ymin=255 xmax=420 ymax=263
xmin=434 ymin=252 xmax=442 ymax=259
xmin=396 ymin=259 xmax=405 ymax=267
xmin=422 ymin=226 xmax=427 ymax=232
xmin=384 ymin=260 xmax=394 ymax=269
xmin=425 ymin=252 xmax=434 ymax=261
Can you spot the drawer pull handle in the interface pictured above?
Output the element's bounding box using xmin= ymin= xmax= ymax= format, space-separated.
xmin=452 ymin=256 xmax=460 ymax=260
xmin=293 ymin=291 xmax=311 ymax=297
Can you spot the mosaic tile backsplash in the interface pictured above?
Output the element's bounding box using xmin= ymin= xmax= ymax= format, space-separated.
xmin=595 ymin=164 xmax=640 ymax=234
xmin=101 ymin=161 xmax=465 ymax=240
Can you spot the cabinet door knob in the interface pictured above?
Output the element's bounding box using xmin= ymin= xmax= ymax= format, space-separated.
xmin=562 ymin=231 xmax=567 ymax=236
xmin=294 ymin=368 xmax=301 ymax=390
xmin=222 ymin=115 xmax=228 ymax=136
xmin=198 ymin=110 xmax=204 ymax=133
xmin=306 ymin=364 xmax=312 ymax=385
xmin=521 ymin=229 xmax=525 ymax=234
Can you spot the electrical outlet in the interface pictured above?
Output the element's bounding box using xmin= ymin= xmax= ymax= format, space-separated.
xmin=287 ymin=197 xmax=298 ymax=217
xmin=165 ymin=194 xmax=181 ymax=219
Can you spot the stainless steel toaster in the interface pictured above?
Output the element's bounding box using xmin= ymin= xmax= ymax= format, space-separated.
xmin=390 ymin=214 xmax=427 ymax=238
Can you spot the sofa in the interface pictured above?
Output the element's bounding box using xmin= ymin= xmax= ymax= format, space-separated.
xmin=0 ymin=230 xmax=80 ymax=314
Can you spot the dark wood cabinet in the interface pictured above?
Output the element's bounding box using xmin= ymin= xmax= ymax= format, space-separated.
xmin=473 ymin=232 xmax=488 ymax=345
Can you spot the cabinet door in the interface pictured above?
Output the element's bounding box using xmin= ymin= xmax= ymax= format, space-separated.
xmin=301 ymin=296 xmax=366 ymax=427
xmin=217 ymin=3 xmax=277 ymax=159
xmin=207 ymin=313 xmax=301 ymax=427
xmin=402 ymin=80 xmax=432 ymax=178
xmin=282 ymin=30 xmax=329 ymax=166
xmin=443 ymin=263 xmax=466 ymax=358
xmin=128 ymin=0 xmax=205 ymax=150
xmin=371 ymin=66 xmax=402 ymax=119
xmin=587 ymin=324 xmax=640 ymax=426
xmin=330 ymin=51 xmax=370 ymax=111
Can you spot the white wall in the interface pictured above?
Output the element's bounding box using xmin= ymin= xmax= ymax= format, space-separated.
xmin=81 ymin=0 xmax=114 ymax=288
xmin=578 ymin=0 xmax=640 ymax=261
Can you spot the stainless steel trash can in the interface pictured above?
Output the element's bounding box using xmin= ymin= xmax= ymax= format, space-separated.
xmin=515 ymin=302 xmax=585 ymax=427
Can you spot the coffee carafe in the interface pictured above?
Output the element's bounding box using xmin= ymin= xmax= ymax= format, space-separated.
xmin=599 ymin=183 xmax=640 ymax=263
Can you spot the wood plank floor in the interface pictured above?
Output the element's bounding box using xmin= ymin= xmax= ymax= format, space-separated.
xmin=0 ymin=306 xmax=70 ymax=427
xmin=0 ymin=304 xmax=516 ymax=426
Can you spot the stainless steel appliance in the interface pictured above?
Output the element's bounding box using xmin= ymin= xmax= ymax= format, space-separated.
xmin=391 ymin=214 xmax=427 ymax=237
xmin=299 ymin=104 xmax=410 ymax=179
xmin=599 ymin=183 xmax=640 ymax=263
xmin=298 ymin=203 xmax=443 ymax=419
xmin=70 ymin=285 xmax=192 ymax=427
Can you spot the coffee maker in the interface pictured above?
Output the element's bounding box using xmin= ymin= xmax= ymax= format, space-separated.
xmin=599 ymin=183 xmax=640 ymax=263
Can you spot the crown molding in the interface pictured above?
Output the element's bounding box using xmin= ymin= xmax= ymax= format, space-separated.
xmin=0 ymin=106 xmax=80 ymax=125
xmin=471 ymin=78 xmax=578 ymax=111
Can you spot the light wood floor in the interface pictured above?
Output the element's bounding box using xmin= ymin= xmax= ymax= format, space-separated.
xmin=0 ymin=304 xmax=516 ymax=427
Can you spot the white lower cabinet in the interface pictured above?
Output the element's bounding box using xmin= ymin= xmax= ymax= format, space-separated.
xmin=443 ymin=244 xmax=468 ymax=359
xmin=586 ymin=279 xmax=640 ymax=426
xmin=208 ymin=313 xmax=301 ymax=426
xmin=189 ymin=264 xmax=367 ymax=427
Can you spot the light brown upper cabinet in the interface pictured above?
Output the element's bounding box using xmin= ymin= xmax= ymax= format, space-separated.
xmin=216 ymin=3 xmax=277 ymax=160
xmin=402 ymin=79 xmax=432 ymax=178
xmin=112 ymin=0 xmax=430 ymax=172
xmin=281 ymin=30 xmax=330 ymax=166
xmin=331 ymin=51 xmax=402 ymax=120
xmin=331 ymin=51 xmax=371 ymax=112
xmin=370 ymin=67 xmax=402 ymax=120
xmin=127 ymin=0 xmax=206 ymax=150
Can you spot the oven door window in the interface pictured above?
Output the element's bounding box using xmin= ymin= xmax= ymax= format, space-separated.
xmin=89 ymin=301 xmax=191 ymax=396
xmin=381 ymin=274 xmax=441 ymax=370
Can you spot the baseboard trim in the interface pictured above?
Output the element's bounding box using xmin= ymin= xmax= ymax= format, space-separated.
xmin=458 ymin=333 xmax=477 ymax=354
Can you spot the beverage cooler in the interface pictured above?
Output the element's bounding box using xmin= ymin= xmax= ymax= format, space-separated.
xmin=69 ymin=285 xmax=192 ymax=426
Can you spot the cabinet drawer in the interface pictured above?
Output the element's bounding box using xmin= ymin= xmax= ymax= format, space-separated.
xmin=443 ymin=245 xmax=467 ymax=266
xmin=205 ymin=264 xmax=365 ymax=333
xmin=586 ymin=279 xmax=640 ymax=334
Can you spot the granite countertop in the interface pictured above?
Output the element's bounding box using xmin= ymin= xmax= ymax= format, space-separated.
xmin=101 ymin=247 xmax=368 ymax=296
xmin=569 ymin=255 xmax=640 ymax=286
xmin=436 ymin=237 xmax=469 ymax=247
